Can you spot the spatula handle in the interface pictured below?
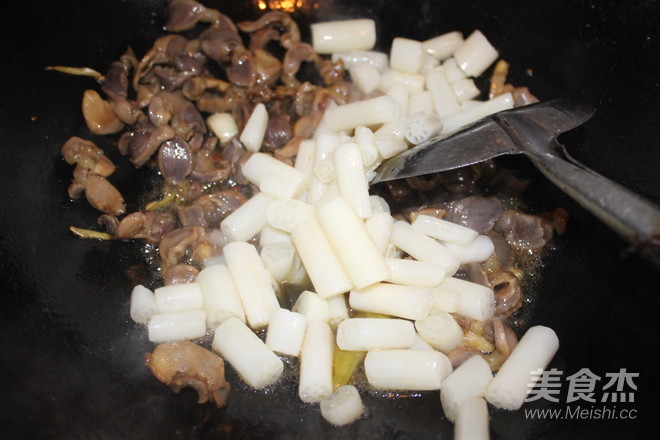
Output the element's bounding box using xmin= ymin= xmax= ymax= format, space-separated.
xmin=528 ymin=145 xmax=660 ymax=262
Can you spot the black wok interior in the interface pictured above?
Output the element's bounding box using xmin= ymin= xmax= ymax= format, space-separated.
xmin=1 ymin=0 xmax=659 ymax=438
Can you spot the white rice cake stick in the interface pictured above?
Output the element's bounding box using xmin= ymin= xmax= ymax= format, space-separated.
xmin=295 ymin=139 xmax=316 ymax=175
xmin=207 ymin=112 xmax=238 ymax=145
xmin=485 ymin=325 xmax=559 ymax=410
xmin=441 ymin=354 xmax=493 ymax=422
xmin=390 ymin=37 xmax=424 ymax=73
xmin=266 ymin=198 xmax=316 ymax=233
xmin=386 ymin=257 xmax=446 ymax=287
xmin=390 ymin=220 xmax=460 ymax=276
xmin=453 ymin=30 xmax=499 ymax=77
xmin=326 ymin=293 xmax=350 ymax=328
xmin=349 ymin=62 xmax=381 ymax=95
xmin=415 ymin=310 xmax=464 ymax=353
xmin=379 ymin=69 xmax=426 ymax=93
xmin=213 ymin=317 xmax=284 ymax=389
xmin=334 ymin=142 xmax=371 ymax=218
xmin=422 ymin=31 xmax=464 ymax=60
xmin=220 ymin=192 xmax=275 ymax=242
xmin=299 ymin=320 xmax=334 ymax=402
xmin=408 ymin=90 xmax=434 ymax=117
xmin=242 ymin=152 xmax=308 ymax=188
xmin=444 ymin=235 xmax=495 ymax=264
xmin=320 ymin=385 xmax=364 ymax=426
xmin=411 ymin=214 xmax=479 ymax=246
xmin=365 ymin=211 xmax=394 ymax=255
xmin=196 ymin=264 xmax=246 ymax=327
xmin=316 ymin=197 xmax=390 ymax=289
xmin=291 ymin=218 xmax=353 ymax=298
xmin=426 ymin=66 xmax=460 ymax=118
xmin=154 ymin=282 xmax=204 ymax=314
xmin=265 ymin=308 xmax=306 ymax=357
xmin=130 ymin=285 xmax=158 ymax=324
xmin=442 ymin=57 xmax=468 ymax=84
xmin=437 ymin=277 xmax=495 ymax=321
xmin=323 ymin=96 xmax=400 ymax=132
xmin=223 ymin=241 xmax=280 ymax=329
xmin=349 ymin=282 xmax=433 ymax=320
xmin=148 ymin=310 xmax=206 ymax=343
xmin=260 ymin=241 xmax=295 ymax=282
xmin=337 ymin=318 xmax=416 ymax=351
xmin=452 ymin=78 xmax=481 ymax=103
xmin=454 ymin=397 xmax=490 ymax=440
xmin=331 ymin=50 xmax=389 ymax=72
xmin=311 ymin=19 xmax=376 ymax=54
xmin=239 ymin=103 xmax=268 ymax=152
xmin=364 ymin=349 xmax=452 ymax=390
xmin=441 ymin=92 xmax=514 ymax=136
xmin=292 ymin=290 xmax=330 ymax=322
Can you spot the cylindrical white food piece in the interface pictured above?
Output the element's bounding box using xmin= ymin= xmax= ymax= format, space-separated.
xmin=285 ymin=252 xmax=310 ymax=286
xmin=426 ymin=66 xmax=460 ymax=118
xmin=390 ymin=37 xmax=424 ymax=73
xmin=320 ymin=385 xmax=364 ymax=426
xmin=374 ymin=134 xmax=408 ymax=159
xmin=242 ymin=152 xmax=308 ymax=188
xmin=429 ymin=285 xmax=460 ymax=313
xmin=207 ymin=112 xmax=238 ymax=145
xmin=441 ymin=355 xmax=493 ymax=422
xmin=364 ymin=349 xmax=452 ymax=390
xmin=349 ymin=283 xmax=433 ymax=320
xmin=442 ymin=57 xmax=468 ymax=84
xmin=154 ymin=282 xmax=204 ymax=314
xmin=441 ymin=93 xmax=514 ymax=135
xmin=265 ymin=308 xmax=306 ymax=357
xmin=293 ymin=290 xmax=330 ymax=322
xmin=317 ymin=179 xmax=341 ymax=205
xmin=220 ymin=192 xmax=275 ymax=242
xmin=239 ymin=103 xmax=268 ymax=152
xmin=387 ymin=85 xmax=410 ymax=119
xmin=260 ymin=241 xmax=295 ymax=282
xmin=410 ymin=334 xmax=435 ymax=351
xmin=333 ymin=142 xmax=371 ymax=218
xmin=369 ymin=195 xmax=391 ymax=214
xmin=390 ymin=220 xmax=460 ymax=276
xmin=461 ymin=99 xmax=483 ymax=111
xmin=260 ymin=174 xmax=304 ymax=199
xmin=291 ymin=218 xmax=353 ymax=298
xmin=337 ymin=318 xmax=416 ymax=351
xmin=374 ymin=118 xmax=408 ymax=140
xmin=148 ymin=310 xmax=206 ymax=343
xmin=408 ymin=90 xmax=434 ymax=116
xmin=404 ymin=113 xmax=443 ymax=145
xmin=326 ymin=293 xmax=350 ymax=327
xmin=314 ymin=155 xmax=336 ymax=183
xmin=349 ymin=62 xmax=381 ymax=95
xmin=379 ymin=69 xmax=426 ymax=93
xmin=454 ymin=397 xmax=490 ymax=440
xmin=316 ymin=197 xmax=390 ymax=289
xmin=415 ymin=311 xmax=464 ymax=353
xmin=451 ymin=78 xmax=481 ymax=103
xmin=213 ymin=317 xmax=284 ymax=389
xmin=485 ymin=325 xmax=560 ymax=410
xmin=386 ymin=258 xmax=446 ymax=287
xmin=259 ymin=225 xmax=293 ymax=246
xmin=266 ymin=198 xmax=316 ymax=233
xmin=196 ymin=264 xmax=246 ymax=327
xmin=365 ymin=211 xmax=394 ymax=255
xmin=444 ymin=235 xmax=495 ymax=264
xmin=419 ymin=53 xmax=441 ymax=75
xmin=422 ymin=31 xmax=464 ymax=60
xmin=130 ymin=285 xmax=158 ymax=324
xmin=332 ymin=50 xmax=389 ymax=72
xmin=453 ymin=30 xmax=499 ymax=77
xmin=438 ymin=277 xmax=495 ymax=321
xmin=295 ymin=139 xmax=316 ymax=175
xmin=311 ymin=19 xmax=377 ymax=54
xmin=299 ymin=320 xmax=334 ymax=402
xmin=323 ymin=96 xmax=400 ymax=132
xmin=223 ymin=242 xmax=280 ymax=329
xmin=411 ymin=214 xmax=479 ymax=246
xmin=354 ymin=126 xmax=379 ymax=167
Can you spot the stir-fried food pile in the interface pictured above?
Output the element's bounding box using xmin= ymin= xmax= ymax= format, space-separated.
xmin=58 ymin=0 xmax=565 ymax=433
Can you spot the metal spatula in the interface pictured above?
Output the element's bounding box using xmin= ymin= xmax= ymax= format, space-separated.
xmin=372 ymin=99 xmax=660 ymax=259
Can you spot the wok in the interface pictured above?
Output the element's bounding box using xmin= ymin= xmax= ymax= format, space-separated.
xmin=1 ymin=0 xmax=658 ymax=438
